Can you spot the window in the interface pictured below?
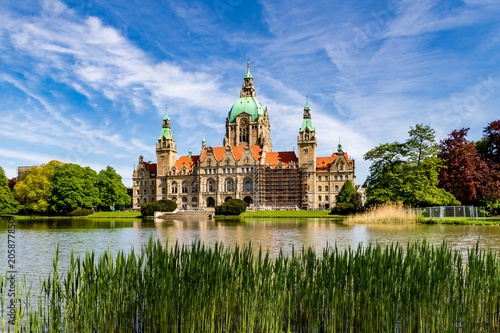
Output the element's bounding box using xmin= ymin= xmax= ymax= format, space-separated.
xmin=334 ymin=176 xmax=338 ymax=181
xmin=171 ymin=182 xmax=178 ymax=194
xmin=244 ymin=178 xmax=253 ymax=192
xmin=162 ymin=188 xmax=166 ymax=194
xmin=325 ymin=186 xmax=329 ymax=191
xmin=335 ymin=185 xmax=339 ymax=191
xmin=318 ymin=195 xmax=322 ymax=201
xmin=182 ymin=181 xmax=188 ymax=193
xmin=325 ymin=195 xmax=329 ymax=201
xmin=192 ymin=182 xmax=198 ymax=193
xmin=339 ymin=165 xmax=344 ymax=171
xmin=136 ymin=198 xmax=139 ymax=203
xmin=345 ymin=175 xmax=348 ymax=180
xmin=207 ymin=179 xmax=215 ymax=192
xmin=151 ymin=189 xmax=155 ymax=195
xmin=318 ymin=186 xmax=322 ymax=191
xmin=182 ymin=197 xmax=188 ymax=203
xmin=318 ymin=176 xmax=321 ymax=181
xmin=152 ymin=180 xmax=155 ymax=185
xmin=136 ymin=181 xmax=139 ymax=185
xmin=204 ymin=169 xmax=207 ymax=174
xmin=225 ymin=178 xmax=234 ymax=192
xmin=223 ymin=169 xmax=226 ymax=173
xmin=143 ymin=198 xmax=147 ymax=203
xmin=325 ymin=176 xmax=328 ymax=181
xmin=232 ymin=168 xmax=236 ymax=173
xmin=339 ymin=175 xmax=343 ymax=180
xmin=143 ymin=189 xmax=147 ymax=195
xmin=192 ymin=197 xmax=198 ymax=203
xmin=136 ymin=190 xmax=139 ymax=195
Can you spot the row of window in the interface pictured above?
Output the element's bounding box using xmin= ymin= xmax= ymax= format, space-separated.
xmin=318 ymin=175 xmax=349 ymax=181
xmin=204 ymin=167 xmax=255 ymax=174
xmin=137 ymin=180 xmax=155 ymax=186
xmin=317 ymin=185 xmax=341 ymax=192
xmin=318 ymin=195 xmax=338 ymax=202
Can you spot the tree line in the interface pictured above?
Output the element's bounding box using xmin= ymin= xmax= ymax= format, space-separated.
xmin=0 ymin=161 xmax=130 ymax=215
xmin=364 ymin=120 xmax=500 ymax=214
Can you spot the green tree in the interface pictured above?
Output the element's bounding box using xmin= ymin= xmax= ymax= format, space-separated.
xmin=97 ymin=166 xmax=131 ymax=208
xmin=51 ymin=163 xmax=100 ymax=213
xmin=0 ymin=167 xmax=18 ymax=214
xmin=141 ymin=199 xmax=177 ymax=217
xmin=365 ymin=124 xmax=459 ymax=207
xmin=214 ymin=199 xmax=247 ymax=216
xmin=14 ymin=163 xmax=56 ymax=213
xmin=337 ymin=180 xmax=356 ymax=203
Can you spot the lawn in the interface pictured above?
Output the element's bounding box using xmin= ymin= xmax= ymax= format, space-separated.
xmin=86 ymin=211 xmax=142 ymax=218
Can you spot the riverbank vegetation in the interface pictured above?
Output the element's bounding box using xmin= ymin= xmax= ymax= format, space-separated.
xmin=345 ymin=202 xmax=417 ymax=224
xmin=2 ymin=239 xmax=500 ymax=332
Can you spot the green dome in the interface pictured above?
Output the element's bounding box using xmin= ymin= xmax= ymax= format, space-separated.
xmin=228 ymin=96 xmax=264 ymax=122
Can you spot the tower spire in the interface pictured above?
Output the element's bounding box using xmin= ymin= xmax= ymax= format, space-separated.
xmin=240 ymin=62 xmax=256 ymax=97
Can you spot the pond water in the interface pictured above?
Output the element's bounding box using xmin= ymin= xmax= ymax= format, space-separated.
xmin=1 ymin=216 xmax=500 ymax=288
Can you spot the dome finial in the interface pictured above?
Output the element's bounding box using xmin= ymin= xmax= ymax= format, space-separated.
xmin=338 ymin=137 xmax=343 ymax=152
xmin=245 ymin=62 xmax=252 ymax=79
xmin=163 ymin=104 xmax=169 ymax=120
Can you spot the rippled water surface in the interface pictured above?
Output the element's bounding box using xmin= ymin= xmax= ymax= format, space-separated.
xmin=1 ymin=216 xmax=500 ymax=287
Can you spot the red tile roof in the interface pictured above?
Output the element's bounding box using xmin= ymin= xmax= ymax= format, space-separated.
xmin=264 ymin=151 xmax=298 ymax=168
xmin=199 ymin=145 xmax=263 ymax=163
xmin=174 ymin=155 xmax=200 ymax=173
xmin=316 ymin=152 xmax=353 ymax=171
xmin=143 ymin=162 xmax=157 ymax=178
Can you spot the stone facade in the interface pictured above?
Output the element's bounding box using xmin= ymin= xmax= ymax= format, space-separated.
xmin=132 ymin=64 xmax=355 ymax=210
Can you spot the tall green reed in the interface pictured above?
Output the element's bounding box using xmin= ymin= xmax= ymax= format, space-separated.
xmin=1 ymin=238 xmax=499 ymax=332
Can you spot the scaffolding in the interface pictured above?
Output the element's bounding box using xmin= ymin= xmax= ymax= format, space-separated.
xmin=253 ymin=165 xmax=308 ymax=210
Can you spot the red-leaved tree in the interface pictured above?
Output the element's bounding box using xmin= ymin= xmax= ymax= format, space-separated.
xmin=438 ymin=128 xmax=496 ymax=204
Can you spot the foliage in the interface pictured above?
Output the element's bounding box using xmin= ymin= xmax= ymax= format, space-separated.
xmin=365 ymin=124 xmax=459 ymax=207
xmin=97 ymin=166 xmax=131 ymax=208
xmin=0 ymin=167 xmax=18 ymax=214
xmin=345 ymin=202 xmax=417 ymax=224
xmin=478 ymin=120 xmax=500 ymax=166
xmin=4 ymin=239 xmax=500 ymax=332
xmin=50 ymin=164 xmax=101 ymax=213
xmin=215 ymin=198 xmax=247 ymax=216
xmin=336 ymin=180 xmax=356 ymax=203
xmin=69 ymin=208 xmax=94 ymax=216
xmin=140 ymin=199 xmax=177 ymax=216
xmin=14 ymin=162 xmax=56 ymax=213
xmin=330 ymin=202 xmax=357 ymax=215
xmin=438 ymin=128 xmax=499 ymax=205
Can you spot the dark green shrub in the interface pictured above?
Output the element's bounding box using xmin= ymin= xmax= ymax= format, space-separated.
xmin=330 ymin=202 xmax=357 ymax=215
xmin=141 ymin=199 xmax=177 ymax=217
xmin=215 ymin=199 xmax=247 ymax=216
xmin=69 ymin=208 xmax=94 ymax=216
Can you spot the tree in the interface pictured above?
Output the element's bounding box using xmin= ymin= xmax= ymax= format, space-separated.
xmin=0 ymin=167 xmax=18 ymax=214
xmin=14 ymin=163 xmax=56 ymax=213
xmin=97 ymin=166 xmax=131 ymax=208
xmin=478 ymin=120 xmax=500 ymax=167
xmin=51 ymin=164 xmax=100 ymax=213
xmin=337 ymin=180 xmax=356 ymax=203
xmin=365 ymin=124 xmax=459 ymax=207
xmin=439 ymin=128 xmax=499 ymax=205
xmin=140 ymin=199 xmax=177 ymax=217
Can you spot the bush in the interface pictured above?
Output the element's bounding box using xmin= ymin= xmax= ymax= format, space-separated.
xmin=330 ymin=202 xmax=357 ymax=215
xmin=215 ymin=199 xmax=247 ymax=216
xmin=69 ymin=208 xmax=94 ymax=216
xmin=141 ymin=199 xmax=177 ymax=217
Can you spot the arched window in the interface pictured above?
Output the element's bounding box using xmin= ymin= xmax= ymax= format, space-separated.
xmin=136 ymin=189 xmax=139 ymax=195
xmin=334 ymin=175 xmax=338 ymax=181
xmin=136 ymin=198 xmax=139 ymax=203
xmin=182 ymin=197 xmax=188 ymax=203
xmin=318 ymin=195 xmax=322 ymax=201
xmin=325 ymin=186 xmax=329 ymax=192
xmin=192 ymin=197 xmax=198 ymax=202
xmin=240 ymin=128 xmax=248 ymax=143
xmin=335 ymin=185 xmax=339 ymax=191
xmin=339 ymin=175 xmax=343 ymax=180
xmin=345 ymin=175 xmax=348 ymax=180
xmin=339 ymin=164 xmax=344 ymax=171
xmin=171 ymin=182 xmax=178 ymax=194
xmin=225 ymin=196 xmax=232 ymax=202
xmin=325 ymin=195 xmax=329 ymax=201
xmin=318 ymin=186 xmax=322 ymax=191
xmin=225 ymin=178 xmax=234 ymax=192
xmin=182 ymin=181 xmax=188 ymax=193
xmin=243 ymin=178 xmax=253 ymax=192
xmin=207 ymin=179 xmax=215 ymax=192
xmin=143 ymin=198 xmax=147 ymax=203
xmin=191 ymin=182 xmax=198 ymax=193
xmin=162 ymin=187 xmax=166 ymax=194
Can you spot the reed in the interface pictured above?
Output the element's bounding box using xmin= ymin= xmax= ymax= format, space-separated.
xmin=1 ymin=238 xmax=500 ymax=332
xmin=345 ymin=202 xmax=418 ymax=224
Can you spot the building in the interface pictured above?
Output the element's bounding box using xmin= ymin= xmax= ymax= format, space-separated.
xmin=132 ymin=63 xmax=355 ymax=210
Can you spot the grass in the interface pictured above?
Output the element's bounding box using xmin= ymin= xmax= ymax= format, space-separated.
xmin=228 ymin=210 xmax=343 ymax=218
xmin=11 ymin=211 xmax=142 ymax=219
xmin=2 ymin=238 xmax=500 ymax=332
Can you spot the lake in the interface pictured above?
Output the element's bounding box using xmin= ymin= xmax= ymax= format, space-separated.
xmin=2 ymin=216 xmax=500 ymax=288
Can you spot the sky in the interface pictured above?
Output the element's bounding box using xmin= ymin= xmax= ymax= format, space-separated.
xmin=1 ymin=0 xmax=500 ymax=187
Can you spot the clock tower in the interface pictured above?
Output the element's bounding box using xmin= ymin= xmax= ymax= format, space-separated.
xmin=223 ymin=63 xmax=272 ymax=152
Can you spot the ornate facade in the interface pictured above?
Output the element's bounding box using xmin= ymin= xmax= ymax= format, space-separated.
xmin=132 ymin=63 xmax=355 ymax=210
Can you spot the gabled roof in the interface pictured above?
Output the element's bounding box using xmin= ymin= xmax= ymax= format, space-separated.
xmin=264 ymin=151 xmax=298 ymax=168
xmin=174 ymin=155 xmax=200 ymax=173
xmin=316 ymin=152 xmax=353 ymax=171
xmin=200 ymin=145 xmax=263 ymax=163
xmin=142 ymin=162 xmax=157 ymax=178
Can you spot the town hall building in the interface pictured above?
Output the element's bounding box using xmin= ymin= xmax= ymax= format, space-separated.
xmin=132 ymin=63 xmax=355 ymax=210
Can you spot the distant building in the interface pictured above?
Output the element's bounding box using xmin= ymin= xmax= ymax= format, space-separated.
xmin=132 ymin=63 xmax=355 ymax=210
xmin=17 ymin=166 xmax=33 ymax=180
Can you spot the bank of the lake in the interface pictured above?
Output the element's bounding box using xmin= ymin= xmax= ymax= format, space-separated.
xmin=10 ymin=211 xmax=143 ymax=219
xmin=215 ymin=210 xmax=344 ymax=219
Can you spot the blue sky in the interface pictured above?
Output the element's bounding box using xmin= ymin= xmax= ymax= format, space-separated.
xmin=1 ymin=0 xmax=500 ymax=187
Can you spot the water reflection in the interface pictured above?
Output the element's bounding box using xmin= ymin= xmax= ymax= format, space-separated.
xmin=1 ymin=216 xmax=500 ymax=292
